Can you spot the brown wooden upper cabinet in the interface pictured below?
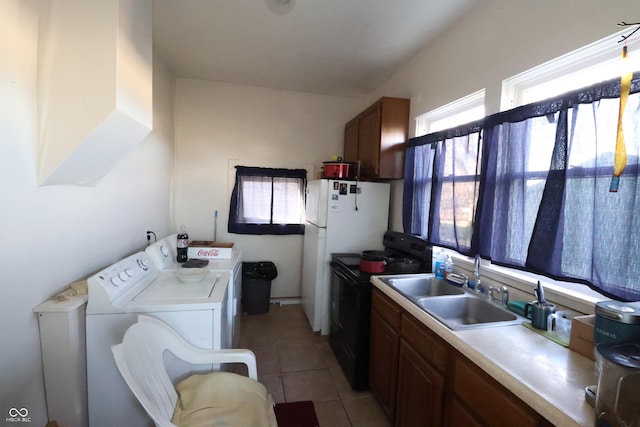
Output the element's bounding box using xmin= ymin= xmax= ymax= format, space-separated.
xmin=343 ymin=97 xmax=410 ymax=180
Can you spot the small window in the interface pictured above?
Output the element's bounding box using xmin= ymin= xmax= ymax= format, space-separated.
xmin=502 ymin=28 xmax=640 ymax=109
xmin=416 ymin=89 xmax=485 ymax=136
xmin=229 ymin=166 xmax=306 ymax=235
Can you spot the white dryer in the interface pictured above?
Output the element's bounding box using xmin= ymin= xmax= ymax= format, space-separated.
xmin=85 ymin=251 xmax=230 ymax=427
xmin=145 ymin=234 xmax=243 ymax=347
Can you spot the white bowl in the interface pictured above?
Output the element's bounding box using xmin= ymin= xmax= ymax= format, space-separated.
xmin=175 ymin=268 xmax=208 ymax=283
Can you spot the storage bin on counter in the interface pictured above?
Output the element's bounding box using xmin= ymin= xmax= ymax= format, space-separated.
xmin=242 ymin=261 xmax=278 ymax=315
xmin=569 ymin=315 xmax=596 ymax=360
xmin=188 ymin=241 xmax=234 ymax=259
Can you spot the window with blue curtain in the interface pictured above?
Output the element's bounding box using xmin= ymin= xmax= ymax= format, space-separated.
xmin=405 ymin=73 xmax=640 ymax=301
xmin=403 ymin=121 xmax=483 ymax=255
xmin=228 ymin=166 xmax=307 ymax=235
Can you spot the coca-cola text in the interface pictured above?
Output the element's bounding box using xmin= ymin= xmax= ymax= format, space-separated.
xmin=197 ymin=249 xmax=220 ymax=257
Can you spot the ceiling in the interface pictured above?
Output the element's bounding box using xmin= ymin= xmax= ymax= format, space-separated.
xmin=152 ymin=0 xmax=481 ymax=98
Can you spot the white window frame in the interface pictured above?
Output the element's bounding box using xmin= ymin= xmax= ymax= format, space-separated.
xmin=502 ymin=28 xmax=640 ymax=110
xmin=415 ymin=89 xmax=485 ymax=136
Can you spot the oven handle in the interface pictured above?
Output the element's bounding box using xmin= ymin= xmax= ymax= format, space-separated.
xmin=333 ymin=268 xmax=356 ymax=284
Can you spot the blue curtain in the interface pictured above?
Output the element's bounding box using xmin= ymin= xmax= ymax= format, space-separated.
xmin=406 ymin=73 xmax=640 ymax=301
xmin=403 ymin=121 xmax=483 ymax=255
xmin=478 ymin=74 xmax=640 ymax=300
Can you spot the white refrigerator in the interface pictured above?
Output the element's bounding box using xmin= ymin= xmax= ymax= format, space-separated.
xmin=302 ymin=179 xmax=390 ymax=335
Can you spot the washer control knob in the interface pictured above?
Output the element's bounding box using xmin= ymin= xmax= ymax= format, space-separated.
xmin=118 ymin=271 xmax=128 ymax=281
xmin=161 ymin=245 xmax=169 ymax=257
xmin=124 ymin=268 xmax=133 ymax=277
xmin=110 ymin=277 xmax=120 ymax=286
xmin=137 ymin=258 xmax=149 ymax=271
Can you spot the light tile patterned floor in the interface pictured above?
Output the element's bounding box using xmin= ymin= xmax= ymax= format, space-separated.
xmin=239 ymin=303 xmax=391 ymax=427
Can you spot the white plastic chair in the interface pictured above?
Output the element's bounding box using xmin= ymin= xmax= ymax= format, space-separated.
xmin=111 ymin=315 xmax=265 ymax=427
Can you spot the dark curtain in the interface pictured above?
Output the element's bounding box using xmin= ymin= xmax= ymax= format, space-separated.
xmin=405 ymin=72 xmax=640 ymax=300
xmin=403 ymin=120 xmax=483 ymax=255
xmin=229 ymin=166 xmax=307 ymax=235
xmin=478 ymin=74 xmax=640 ymax=300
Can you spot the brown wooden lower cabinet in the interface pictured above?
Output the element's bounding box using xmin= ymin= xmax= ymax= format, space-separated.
xmin=370 ymin=288 xmax=553 ymax=427
xmin=446 ymin=397 xmax=484 ymax=427
xmin=369 ymin=292 xmax=401 ymax=421
xmin=395 ymin=340 xmax=445 ymax=427
xmin=445 ymin=355 xmax=553 ymax=427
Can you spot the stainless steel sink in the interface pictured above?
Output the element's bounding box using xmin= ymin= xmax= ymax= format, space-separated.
xmin=375 ymin=273 xmax=525 ymax=330
xmin=416 ymin=295 xmax=521 ymax=330
xmin=381 ymin=274 xmax=465 ymax=299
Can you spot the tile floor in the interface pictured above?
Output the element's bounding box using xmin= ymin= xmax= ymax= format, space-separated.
xmin=238 ymin=303 xmax=391 ymax=427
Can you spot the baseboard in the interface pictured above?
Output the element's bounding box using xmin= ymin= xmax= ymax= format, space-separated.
xmin=271 ymin=298 xmax=301 ymax=305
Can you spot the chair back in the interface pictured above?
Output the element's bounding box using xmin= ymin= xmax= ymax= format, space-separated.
xmin=111 ymin=316 xmax=187 ymax=427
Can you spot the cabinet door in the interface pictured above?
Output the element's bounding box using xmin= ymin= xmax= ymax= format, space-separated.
xmin=358 ymin=102 xmax=382 ymax=178
xmin=445 ymin=397 xmax=483 ymax=427
xmin=379 ymin=97 xmax=410 ymax=179
xmin=447 ymin=355 xmax=551 ymax=427
xmin=401 ymin=313 xmax=447 ymax=374
xmin=395 ymin=340 xmax=445 ymax=427
xmin=343 ymin=117 xmax=359 ymax=164
xmin=369 ymin=310 xmax=399 ymax=421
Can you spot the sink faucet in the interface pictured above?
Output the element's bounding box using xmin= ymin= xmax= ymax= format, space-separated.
xmin=488 ymin=285 xmax=509 ymax=306
xmin=472 ymin=254 xmax=483 ymax=293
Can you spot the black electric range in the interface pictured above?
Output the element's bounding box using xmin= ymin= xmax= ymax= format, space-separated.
xmin=329 ymin=231 xmax=432 ymax=390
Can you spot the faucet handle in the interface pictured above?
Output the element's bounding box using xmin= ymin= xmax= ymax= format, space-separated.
xmin=488 ymin=285 xmax=509 ymax=305
xmin=501 ymin=286 xmax=509 ymax=305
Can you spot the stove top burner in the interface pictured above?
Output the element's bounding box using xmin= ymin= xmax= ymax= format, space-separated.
xmin=332 ymin=232 xmax=433 ymax=282
xmin=388 ymin=257 xmax=419 ymax=264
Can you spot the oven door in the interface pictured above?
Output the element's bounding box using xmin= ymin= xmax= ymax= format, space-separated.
xmin=329 ymin=263 xmax=371 ymax=390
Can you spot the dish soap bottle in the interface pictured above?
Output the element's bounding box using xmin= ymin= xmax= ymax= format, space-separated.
xmin=176 ymin=225 xmax=189 ymax=263
xmin=445 ymin=255 xmax=453 ymax=279
xmin=434 ymin=249 xmax=447 ymax=279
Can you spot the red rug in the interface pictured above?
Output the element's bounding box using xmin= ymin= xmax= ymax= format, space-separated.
xmin=274 ymin=401 xmax=319 ymax=427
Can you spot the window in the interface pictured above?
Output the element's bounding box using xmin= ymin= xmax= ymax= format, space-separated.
xmin=479 ymin=76 xmax=640 ymax=300
xmin=408 ymin=90 xmax=485 ymax=251
xmin=403 ymin=120 xmax=483 ymax=254
xmin=228 ymin=166 xmax=306 ymax=235
xmin=416 ymin=89 xmax=485 ymax=136
xmin=405 ymin=30 xmax=640 ymax=301
xmin=406 ymin=72 xmax=640 ymax=301
xmin=502 ymin=28 xmax=640 ymax=109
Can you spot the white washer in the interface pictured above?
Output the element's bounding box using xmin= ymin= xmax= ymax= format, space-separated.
xmin=145 ymin=234 xmax=243 ymax=347
xmin=85 ymin=251 xmax=230 ymax=427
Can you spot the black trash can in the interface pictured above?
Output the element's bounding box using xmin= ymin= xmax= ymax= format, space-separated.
xmin=242 ymin=261 xmax=278 ymax=315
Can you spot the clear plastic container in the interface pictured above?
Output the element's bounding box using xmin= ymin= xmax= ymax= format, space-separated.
xmin=444 ymin=255 xmax=453 ymax=279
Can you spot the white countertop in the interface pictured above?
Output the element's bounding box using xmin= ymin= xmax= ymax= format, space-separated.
xmin=370 ymin=276 xmax=597 ymax=427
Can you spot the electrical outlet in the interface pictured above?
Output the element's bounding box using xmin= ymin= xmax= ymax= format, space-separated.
xmin=145 ymin=229 xmax=156 ymax=245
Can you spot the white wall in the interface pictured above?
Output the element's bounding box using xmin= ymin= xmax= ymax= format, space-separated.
xmin=372 ymin=0 xmax=640 ymax=231
xmin=0 ymin=0 xmax=174 ymax=423
xmin=173 ymin=79 xmax=363 ymax=298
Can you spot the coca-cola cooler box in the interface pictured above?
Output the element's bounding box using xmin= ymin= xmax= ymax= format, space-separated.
xmin=187 ymin=241 xmax=234 ymax=259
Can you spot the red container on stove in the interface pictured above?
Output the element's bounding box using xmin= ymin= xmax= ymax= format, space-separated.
xmin=322 ymin=161 xmax=355 ymax=179
xmin=359 ymin=253 xmax=386 ymax=273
